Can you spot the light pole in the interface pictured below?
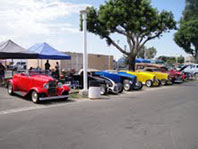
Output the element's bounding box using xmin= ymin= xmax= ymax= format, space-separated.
xmin=80 ymin=10 xmax=88 ymax=94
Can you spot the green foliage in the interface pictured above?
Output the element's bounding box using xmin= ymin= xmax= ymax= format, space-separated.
xmin=174 ymin=20 xmax=198 ymax=61
xmin=146 ymin=47 xmax=157 ymax=59
xmin=177 ymin=55 xmax=185 ymax=64
xmin=158 ymin=56 xmax=176 ymax=65
xmin=183 ymin=0 xmax=198 ymax=21
xmin=80 ymin=0 xmax=176 ymax=70
xmin=137 ymin=46 xmax=157 ymax=59
xmin=175 ymin=0 xmax=198 ymax=62
xmin=137 ymin=46 xmax=146 ymax=58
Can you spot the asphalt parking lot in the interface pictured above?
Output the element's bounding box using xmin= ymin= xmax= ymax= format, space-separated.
xmin=0 ymin=81 xmax=191 ymax=114
xmin=0 ymin=81 xmax=197 ymax=149
xmin=0 ymin=86 xmax=76 ymax=113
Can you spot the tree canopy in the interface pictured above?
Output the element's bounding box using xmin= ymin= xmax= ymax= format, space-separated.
xmin=137 ymin=46 xmax=157 ymax=59
xmin=174 ymin=0 xmax=198 ymax=62
xmin=81 ymin=0 xmax=176 ymax=70
xmin=183 ymin=0 xmax=198 ymax=21
xmin=174 ymin=20 xmax=198 ymax=61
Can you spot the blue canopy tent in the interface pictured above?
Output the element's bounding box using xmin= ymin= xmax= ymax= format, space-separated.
xmin=117 ymin=58 xmax=151 ymax=64
xmin=28 ymin=42 xmax=71 ymax=60
xmin=135 ymin=58 xmax=151 ymax=63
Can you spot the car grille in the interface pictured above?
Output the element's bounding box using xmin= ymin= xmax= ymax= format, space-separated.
xmin=48 ymin=81 xmax=56 ymax=96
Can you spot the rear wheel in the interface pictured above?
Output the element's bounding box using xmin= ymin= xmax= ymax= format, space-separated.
xmin=161 ymin=79 xmax=166 ymax=86
xmin=145 ymin=80 xmax=153 ymax=87
xmin=31 ymin=91 xmax=40 ymax=103
xmin=133 ymin=81 xmax=143 ymax=90
xmin=117 ymin=83 xmax=124 ymax=93
xmin=7 ymin=83 xmax=14 ymax=95
xmin=123 ymin=80 xmax=132 ymax=91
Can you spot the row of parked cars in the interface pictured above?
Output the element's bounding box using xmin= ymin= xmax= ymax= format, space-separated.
xmin=6 ymin=63 xmax=197 ymax=103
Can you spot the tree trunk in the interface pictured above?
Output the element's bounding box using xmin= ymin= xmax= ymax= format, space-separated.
xmin=128 ymin=55 xmax=136 ymax=71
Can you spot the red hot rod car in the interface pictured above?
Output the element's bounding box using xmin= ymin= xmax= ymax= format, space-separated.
xmin=7 ymin=73 xmax=70 ymax=103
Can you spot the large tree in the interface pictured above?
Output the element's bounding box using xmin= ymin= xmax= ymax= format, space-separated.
xmin=80 ymin=0 xmax=176 ymax=70
xmin=174 ymin=20 xmax=198 ymax=62
xmin=174 ymin=0 xmax=198 ymax=63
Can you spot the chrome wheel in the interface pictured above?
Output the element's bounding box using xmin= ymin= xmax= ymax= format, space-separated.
xmin=31 ymin=91 xmax=39 ymax=103
xmin=145 ymin=80 xmax=152 ymax=87
xmin=133 ymin=81 xmax=143 ymax=90
xmin=124 ymin=83 xmax=131 ymax=91
xmin=7 ymin=83 xmax=13 ymax=95
xmin=161 ymin=79 xmax=166 ymax=86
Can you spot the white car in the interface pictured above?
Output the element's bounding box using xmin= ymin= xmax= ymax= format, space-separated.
xmin=180 ymin=64 xmax=198 ymax=78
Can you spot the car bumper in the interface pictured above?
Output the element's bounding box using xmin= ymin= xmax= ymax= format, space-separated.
xmin=39 ymin=95 xmax=69 ymax=101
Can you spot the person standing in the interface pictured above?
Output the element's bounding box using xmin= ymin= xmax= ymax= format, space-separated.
xmin=45 ymin=60 xmax=50 ymax=74
xmin=0 ymin=62 xmax=5 ymax=86
xmin=55 ymin=62 xmax=60 ymax=79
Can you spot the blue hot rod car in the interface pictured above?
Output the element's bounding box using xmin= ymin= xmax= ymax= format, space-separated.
xmin=93 ymin=70 xmax=143 ymax=92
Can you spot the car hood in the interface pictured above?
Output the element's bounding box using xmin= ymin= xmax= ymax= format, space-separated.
xmin=30 ymin=74 xmax=55 ymax=82
xmin=118 ymin=72 xmax=136 ymax=79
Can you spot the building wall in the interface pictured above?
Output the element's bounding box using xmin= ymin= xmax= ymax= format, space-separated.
xmin=27 ymin=52 xmax=114 ymax=72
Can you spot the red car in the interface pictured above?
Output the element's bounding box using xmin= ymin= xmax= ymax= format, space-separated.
xmin=159 ymin=67 xmax=187 ymax=83
xmin=7 ymin=73 xmax=70 ymax=103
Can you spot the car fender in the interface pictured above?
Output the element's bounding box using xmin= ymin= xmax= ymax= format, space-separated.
xmin=7 ymin=79 xmax=17 ymax=91
xmin=56 ymin=85 xmax=70 ymax=95
xmin=28 ymin=87 xmax=46 ymax=95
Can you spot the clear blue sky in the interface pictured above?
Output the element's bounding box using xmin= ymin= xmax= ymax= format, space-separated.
xmin=0 ymin=0 xmax=187 ymax=60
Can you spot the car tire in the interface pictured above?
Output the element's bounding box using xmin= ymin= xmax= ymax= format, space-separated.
xmin=62 ymin=91 xmax=69 ymax=100
xmin=117 ymin=83 xmax=124 ymax=93
xmin=194 ymin=73 xmax=198 ymax=79
xmin=100 ymin=84 xmax=107 ymax=95
xmin=133 ymin=81 xmax=143 ymax=90
xmin=155 ymin=79 xmax=161 ymax=87
xmin=7 ymin=82 xmax=14 ymax=95
xmin=123 ymin=80 xmax=132 ymax=91
xmin=31 ymin=91 xmax=40 ymax=103
xmin=145 ymin=80 xmax=153 ymax=87
xmin=161 ymin=79 xmax=166 ymax=86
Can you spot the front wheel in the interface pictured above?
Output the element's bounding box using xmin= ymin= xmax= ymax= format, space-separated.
xmin=31 ymin=91 xmax=40 ymax=103
xmin=123 ymin=80 xmax=132 ymax=91
xmin=62 ymin=91 xmax=69 ymax=100
xmin=133 ymin=81 xmax=143 ymax=90
xmin=161 ymin=79 xmax=166 ymax=86
xmin=7 ymin=83 xmax=14 ymax=95
xmin=145 ymin=80 xmax=153 ymax=87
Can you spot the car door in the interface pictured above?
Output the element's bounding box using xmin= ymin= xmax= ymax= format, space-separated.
xmin=18 ymin=74 xmax=31 ymax=92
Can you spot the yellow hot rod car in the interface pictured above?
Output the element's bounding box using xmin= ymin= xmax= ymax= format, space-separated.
xmin=120 ymin=70 xmax=160 ymax=87
xmin=136 ymin=66 xmax=172 ymax=85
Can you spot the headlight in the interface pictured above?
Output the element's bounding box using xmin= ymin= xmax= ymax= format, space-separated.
xmin=129 ymin=80 xmax=133 ymax=84
xmin=43 ymin=83 xmax=49 ymax=89
xmin=58 ymin=82 xmax=63 ymax=88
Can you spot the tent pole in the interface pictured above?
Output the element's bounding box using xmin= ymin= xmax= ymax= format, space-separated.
xmin=12 ymin=59 xmax=14 ymax=77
